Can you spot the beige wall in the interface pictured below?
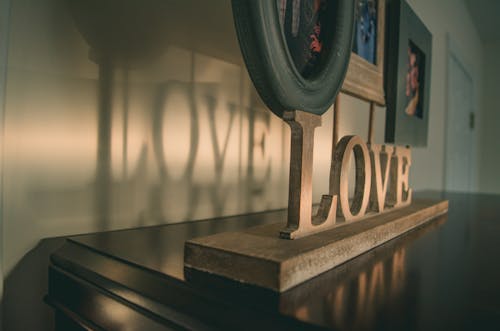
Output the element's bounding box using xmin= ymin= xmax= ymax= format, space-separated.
xmin=0 ymin=0 xmax=12 ymax=303
xmin=478 ymin=41 xmax=500 ymax=193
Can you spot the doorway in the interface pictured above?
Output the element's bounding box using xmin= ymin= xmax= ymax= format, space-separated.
xmin=445 ymin=38 xmax=476 ymax=192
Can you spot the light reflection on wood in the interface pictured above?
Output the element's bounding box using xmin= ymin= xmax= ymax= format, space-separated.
xmin=356 ymin=272 xmax=367 ymax=319
xmin=333 ymin=285 xmax=345 ymax=324
xmin=391 ymin=248 xmax=406 ymax=297
xmin=281 ymin=216 xmax=446 ymax=330
xmin=295 ymin=306 xmax=310 ymax=321
xmin=368 ymin=261 xmax=385 ymax=307
xmin=329 ymin=248 xmax=406 ymax=330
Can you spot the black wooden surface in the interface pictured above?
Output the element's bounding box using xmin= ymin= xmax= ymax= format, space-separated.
xmin=46 ymin=192 xmax=500 ymax=330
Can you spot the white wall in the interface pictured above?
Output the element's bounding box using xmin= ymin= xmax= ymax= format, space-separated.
xmin=404 ymin=0 xmax=483 ymax=191
xmin=478 ymin=41 xmax=500 ymax=193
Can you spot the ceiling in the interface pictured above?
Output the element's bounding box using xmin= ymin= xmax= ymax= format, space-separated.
xmin=465 ymin=0 xmax=500 ymax=42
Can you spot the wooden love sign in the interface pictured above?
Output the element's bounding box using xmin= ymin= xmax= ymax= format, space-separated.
xmin=185 ymin=1 xmax=447 ymax=292
xmin=184 ymin=109 xmax=447 ymax=292
xmin=281 ymin=110 xmax=412 ymax=239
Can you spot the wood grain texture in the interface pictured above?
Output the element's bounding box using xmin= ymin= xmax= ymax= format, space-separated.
xmin=331 ymin=135 xmax=372 ymax=221
xmin=368 ymin=102 xmax=375 ymax=144
xmin=369 ymin=144 xmax=394 ymax=212
xmin=388 ymin=145 xmax=412 ymax=207
xmin=184 ymin=198 xmax=448 ymax=292
xmin=281 ymin=111 xmax=337 ymax=239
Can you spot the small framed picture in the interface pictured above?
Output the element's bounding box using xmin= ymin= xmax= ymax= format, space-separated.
xmin=385 ymin=0 xmax=432 ymax=146
xmin=341 ymin=0 xmax=386 ymax=105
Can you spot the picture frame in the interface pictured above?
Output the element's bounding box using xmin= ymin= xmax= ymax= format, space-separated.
xmin=385 ymin=0 xmax=432 ymax=147
xmin=341 ymin=0 xmax=386 ymax=106
xmin=231 ymin=0 xmax=355 ymax=118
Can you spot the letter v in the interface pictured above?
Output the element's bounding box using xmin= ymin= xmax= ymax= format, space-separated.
xmin=369 ymin=144 xmax=394 ymax=212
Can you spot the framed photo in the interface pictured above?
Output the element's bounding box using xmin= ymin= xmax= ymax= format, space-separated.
xmin=231 ymin=0 xmax=355 ymax=118
xmin=341 ymin=0 xmax=386 ymax=105
xmin=385 ymin=0 xmax=432 ymax=146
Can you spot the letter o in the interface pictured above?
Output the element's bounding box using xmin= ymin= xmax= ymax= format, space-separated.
xmin=332 ymin=135 xmax=372 ymax=221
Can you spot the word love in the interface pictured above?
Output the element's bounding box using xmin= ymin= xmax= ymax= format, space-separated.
xmin=281 ymin=111 xmax=412 ymax=239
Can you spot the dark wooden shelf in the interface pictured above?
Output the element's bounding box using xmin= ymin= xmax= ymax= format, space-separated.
xmin=46 ymin=192 xmax=500 ymax=330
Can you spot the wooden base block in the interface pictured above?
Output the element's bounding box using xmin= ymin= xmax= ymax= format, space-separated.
xmin=184 ymin=199 xmax=448 ymax=292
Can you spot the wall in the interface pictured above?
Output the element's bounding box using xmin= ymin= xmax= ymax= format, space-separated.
xmin=0 ymin=0 xmax=485 ymax=330
xmin=0 ymin=0 xmax=12 ymax=311
xmin=405 ymin=0 xmax=483 ymax=191
xmin=478 ymin=41 xmax=500 ymax=193
xmin=0 ymin=1 xmax=382 ymax=329
xmin=1 ymin=0 xmax=386 ymax=278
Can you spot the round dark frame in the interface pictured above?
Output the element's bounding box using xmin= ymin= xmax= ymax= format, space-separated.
xmin=232 ymin=0 xmax=355 ymax=117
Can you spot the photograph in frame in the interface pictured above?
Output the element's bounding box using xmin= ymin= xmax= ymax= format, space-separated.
xmin=385 ymin=0 xmax=432 ymax=147
xmin=341 ymin=0 xmax=385 ymax=105
xmin=353 ymin=0 xmax=378 ymax=65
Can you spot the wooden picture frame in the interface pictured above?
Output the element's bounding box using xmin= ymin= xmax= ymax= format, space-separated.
xmin=341 ymin=0 xmax=386 ymax=106
xmin=385 ymin=0 xmax=432 ymax=147
xmin=231 ymin=0 xmax=355 ymax=117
